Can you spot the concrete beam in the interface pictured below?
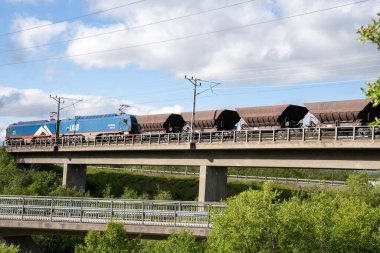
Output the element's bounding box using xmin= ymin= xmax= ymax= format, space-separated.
xmin=63 ymin=164 xmax=86 ymax=189
xmin=198 ymin=166 xmax=227 ymax=202
xmin=14 ymin=148 xmax=380 ymax=169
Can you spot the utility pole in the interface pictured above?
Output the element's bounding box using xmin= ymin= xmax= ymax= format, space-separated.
xmin=49 ymin=95 xmax=82 ymax=151
xmin=185 ymin=76 xmax=201 ymax=134
xmin=185 ymin=75 xmax=221 ymax=135
xmin=50 ymin=95 xmax=63 ymax=150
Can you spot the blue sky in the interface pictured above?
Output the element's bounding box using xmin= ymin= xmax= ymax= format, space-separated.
xmin=0 ymin=0 xmax=379 ymax=140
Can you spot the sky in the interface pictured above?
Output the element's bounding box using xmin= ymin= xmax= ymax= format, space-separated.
xmin=0 ymin=0 xmax=379 ymax=141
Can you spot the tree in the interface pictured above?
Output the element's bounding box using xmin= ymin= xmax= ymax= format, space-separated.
xmin=207 ymin=182 xmax=280 ymax=253
xmin=150 ymin=230 xmax=204 ymax=253
xmin=102 ymin=184 xmax=114 ymax=198
xmin=358 ymin=12 xmax=380 ymax=124
xmin=328 ymin=198 xmax=380 ymax=253
xmin=207 ymin=176 xmax=380 ymax=253
xmin=154 ymin=190 xmax=173 ymax=201
xmin=0 ymin=147 xmax=18 ymax=193
xmin=120 ymin=187 xmax=139 ymax=199
xmin=75 ymin=222 xmax=140 ymax=253
xmin=0 ymin=243 xmax=20 ymax=253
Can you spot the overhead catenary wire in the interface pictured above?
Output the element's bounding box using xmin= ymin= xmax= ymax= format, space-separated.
xmin=215 ymin=64 xmax=380 ymax=83
xmin=0 ymin=0 xmax=149 ymax=37
xmin=212 ymin=54 xmax=380 ymax=76
xmin=0 ymin=0 xmax=258 ymax=54
xmin=0 ymin=0 xmax=371 ymax=68
xmin=111 ymin=62 xmax=379 ymax=98
xmin=133 ymin=78 xmax=374 ymax=105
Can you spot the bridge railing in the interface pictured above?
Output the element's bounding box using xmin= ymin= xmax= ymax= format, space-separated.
xmin=0 ymin=196 xmax=226 ymax=228
xmin=4 ymin=126 xmax=378 ymax=149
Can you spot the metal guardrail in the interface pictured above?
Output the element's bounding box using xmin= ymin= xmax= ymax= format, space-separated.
xmin=0 ymin=196 xmax=225 ymax=228
xmin=4 ymin=126 xmax=378 ymax=150
xmin=94 ymin=167 xmax=348 ymax=186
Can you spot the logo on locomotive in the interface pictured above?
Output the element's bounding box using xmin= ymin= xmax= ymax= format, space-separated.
xmin=68 ymin=124 xmax=80 ymax=132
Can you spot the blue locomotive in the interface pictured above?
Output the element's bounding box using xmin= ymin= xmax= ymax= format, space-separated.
xmin=5 ymin=113 xmax=140 ymax=143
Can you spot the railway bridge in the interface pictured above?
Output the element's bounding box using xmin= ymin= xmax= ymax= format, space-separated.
xmin=5 ymin=126 xmax=380 ymax=202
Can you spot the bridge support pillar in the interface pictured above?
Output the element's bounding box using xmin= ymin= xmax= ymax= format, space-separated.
xmin=63 ymin=163 xmax=86 ymax=189
xmin=198 ymin=166 xmax=227 ymax=202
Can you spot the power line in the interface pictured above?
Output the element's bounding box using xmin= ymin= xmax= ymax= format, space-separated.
xmin=0 ymin=0 xmax=149 ymax=37
xmin=215 ymin=64 xmax=380 ymax=83
xmin=0 ymin=0 xmax=370 ymax=68
xmin=134 ymin=78 xmax=373 ymax=105
xmin=0 ymin=0 xmax=257 ymax=54
xmin=214 ymin=78 xmax=375 ymax=90
xmin=213 ymin=54 xmax=380 ymax=76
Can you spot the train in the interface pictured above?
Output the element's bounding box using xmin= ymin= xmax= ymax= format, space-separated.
xmin=5 ymin=98 xmax=380 ymax=144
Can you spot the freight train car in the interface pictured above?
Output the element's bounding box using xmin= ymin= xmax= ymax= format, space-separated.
xmin=236 ymin=104 xmax=309 ymax=129
xmin=5 ymin=113 xmax=140 ymax=144
xmin=181 ymin=109 xmax=240 ymax=132
xmin=136 ymin=113 xmax=185 ymax=133
xmin=304 ymin=99 xmax=380 ymax=127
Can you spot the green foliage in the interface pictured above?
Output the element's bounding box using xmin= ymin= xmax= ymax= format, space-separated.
xmin=358 ymin=12 xmax=380 ymax=48
xmin=0 ymin=243 xmax=20 ymax=253
xmin=358 ymin=12 xmax=380 ymax=124
xmin=102 ymin=184 xmax=114 ymax=198
xmin=49 ymin=186 xmax=88 ymax=197
xmin=86 ymin=166 xmax=199 ymax=200
xmin=0 ymin=147 xmax=18 ymax=193
xmin=153 ymin=190 xmax=173 ymax=200
xmin=75 ymin=222 xmax=140 ymax=253
xmin=208 ymin=176 xmax=380 ymax=253
xmin=228 ymin=167 xmax=352 ymax=181
xmin=208 ymin=182 xmax=280 ymax=253
xmin=34 ymin=235 xmax=84 ymax=253
xmin=120 ymin=187 xmax=139 ymax=199
xmin=329 ymin=199 xmax=380 ymax=253
xmin=149 ymin=230 xmax=205 ymax=253
xmin=154 ymin=185 xmax=173 ymax=200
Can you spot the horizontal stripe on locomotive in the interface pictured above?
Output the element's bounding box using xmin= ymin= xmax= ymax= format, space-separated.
xmin=6 ymin=131 xmax=131 ymax=139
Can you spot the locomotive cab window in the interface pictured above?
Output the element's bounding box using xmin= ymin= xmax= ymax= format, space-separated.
xmin=6 ymin=128 xmax=10 ymax=133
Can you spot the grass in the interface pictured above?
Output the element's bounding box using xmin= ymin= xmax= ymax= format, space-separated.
xmin=86 ymin=166 xmax=296 ymax=201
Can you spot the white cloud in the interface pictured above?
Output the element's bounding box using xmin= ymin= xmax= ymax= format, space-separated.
xmin=64 ymin=0 xmax=379 ymax=85
xmin=12 ymin=16 xmax=67 ymax=54
xmin=0 ymin=86 xmax=183 ymax=141
xmin=0 ymin=86 xmax=183 ymax=118
xmin=6 ymin=0 xmax=55 ymax=5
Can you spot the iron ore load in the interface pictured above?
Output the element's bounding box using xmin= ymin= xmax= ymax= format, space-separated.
xmin=5 ymin=98 xmax=380 ymax=145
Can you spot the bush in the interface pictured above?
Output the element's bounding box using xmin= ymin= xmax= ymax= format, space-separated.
xmin=75 ymin=222 xmax=140 ymax=253
xmin=120 ymin=187 xmax=139 ymax=199
xmin=208 ymin=176 xmax=380 ymax=253
xmin=0 ymin=243 xmax=20 ymax=253
xmin=150 ymin=230 xmax=204 ymax=253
